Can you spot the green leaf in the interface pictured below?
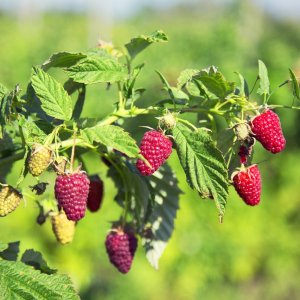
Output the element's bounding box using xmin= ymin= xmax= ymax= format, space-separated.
xmin=289 ymin=68 xmax=300 ymax=101
xmin=107 ymin=161 xmax=150 ymax=228
xmin=0 ymin=260 xmax=79 ymax=300
xmin=257 ymin=60 xmax=270 ymax=96
xmin=19 ymin=117 xmax=48 ymax=144
xmin=107 ymin=161 xmax=181 ymax=269
xmin=125 ymin=30 xmax=168 ymax=60
xmin=142 ymin=164 xmax=181 ymax=269
xmin=81 ymin=125 xmax=140 ymax=158
xmin=0 ymin=242 xmax=20 ymax=261
xmin=193 ymin=66 xmax=235 ymax=100
xmin=31 ymin=67 xmax=72 ymax=121
xmin=72 ymin=85 xmax=86 ymax=120
xmin=235 ymin=72 xmax=249 ymax=98
xmin=177 ymin=69 xmax=199 ymax=89
xmin=172 ymin=123 xmax=228 ymax=219
xmin=66 ymin=56 xmax=127 ymax=84
xmin=42 ymin=52 xmax=87 ymax=71
xmin=0 ymin=83 xmax=8 ymax=99
xmin=21 ymin=249 xmax=56 ymax=275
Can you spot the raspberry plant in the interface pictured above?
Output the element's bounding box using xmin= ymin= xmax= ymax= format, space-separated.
xmin=0 ymin=30 xmax=300 ymax=296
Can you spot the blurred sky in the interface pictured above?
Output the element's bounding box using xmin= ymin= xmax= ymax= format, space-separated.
xmin=1 ymin=0 xmax=300 ymax=20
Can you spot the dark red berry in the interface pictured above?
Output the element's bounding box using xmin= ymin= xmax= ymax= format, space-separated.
xmin=233 ymin=165 xmax=261 ymax=206
xmin=105 ymin=230 xmax=138 ymax=274
xmin=54 ymin=172 xmax=90 ymax=221
xmin=136 ymin=130 xmax=172 ymax=176
xmin=87 ymin=178 xmax=104 ymax=212
xmin=238 ymin=145 xmax=249 ymax=164
xmin=250 ymin=109 xmax=286 ymax=154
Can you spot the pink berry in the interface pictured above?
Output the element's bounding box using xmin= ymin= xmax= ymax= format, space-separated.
xmin=54 ymin=172 xmax=90 ymax=221
xmin=250 ymin=110 xmax=286 ymax=154
xmin=87 ymin=178 xmax=104 ymax=212
xmin=136 ymin=130 xmax=172 ymax=176
xmin=233 ymin=165 xmax=262 ymax=206
xmin=105 ymin=229 xmax=138 ymax=274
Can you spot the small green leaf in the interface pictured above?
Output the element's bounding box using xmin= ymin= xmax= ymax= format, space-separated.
xmin=257 ymin=60 xmax=270 ymax=96
xmin=235 ymin=72 xmax=249 ymax=98
xmin=0 ymin=242 xmax=20 ymax=261
xmin=0 ymin=83 xmax=8 ymax=99
xmin=125 ymin=30 xmax=168 ymax=60
xmin=177 ymin=69 xmax=199 ymax=89
xmin=81 ymin=125 xmax=140 ymax=158
xmin=0 ymin=260 xmax=79 ymax=299
xmin=42 ymin=52 xmax=87 ymax=71
xmin=21 ymin=249 xmax=57 ymax=275
xmin=289 ymin=68 xmax=300 ymax=101
xmin=66 ymin=56 xmax=127 ymax=84
xmin=31 ymin=67 xmax=73 ymax=121
xmin=193 ymin=66 xmax=235 ymax=100
xmin=172 ymin=123 xmax=228 ymax=219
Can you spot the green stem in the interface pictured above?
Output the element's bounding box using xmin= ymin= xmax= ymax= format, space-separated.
xmin=177 ymin=118 xmax=198 ymax=131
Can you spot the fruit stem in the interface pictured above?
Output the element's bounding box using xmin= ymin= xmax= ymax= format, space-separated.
xmin=70 ymin=124 xmax=78 ymax=173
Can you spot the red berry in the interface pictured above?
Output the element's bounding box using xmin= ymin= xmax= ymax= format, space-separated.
xmin=136 ymin=130 xmax=172 ymax=176
xmin=87 ymin=178 xmax=104 ymax=212
xmin=232 ymin=165 xmax=261 ymax=206
xmin=105 ymin=229 xmax=138 ymax=274
xmin=250 ymin=109 xmax=286 ymax=154
xmin=54 ymin=172 xmax=90 ymax=221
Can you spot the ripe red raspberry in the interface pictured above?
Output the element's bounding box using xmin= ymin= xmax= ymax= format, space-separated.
xmin=105 ymin=229 xmax=138 ymax=274
xmin=87 ymin=177 xmax=104 ymax=212
xmin=136 ymin=130 xmax=172 ymax=176
xmin=250 ymin=109 xmax=286 ymax=154
xmin=232 ymin=165 xmax=262 ymax=206
xmin=54 ymin=171 xmax=90 ymax=221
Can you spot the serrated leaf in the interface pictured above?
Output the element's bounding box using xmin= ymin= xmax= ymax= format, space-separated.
xmin=0 ymin=260 xmax=79 ymax=300
xmin=107 ymin=161 xmax=150 ymax=227
xmin=172 ymin=123 xmax=228 ymax=219
xmin=21 ymin=249 xmax=57 ymax=275
xmin=257 ymin=60 xmax=270 ymax=96
xmin=142 ymin=164 xmax=181 ymax=269
xmin=107 ymin=160 xmax=181 ymax=270
xmin=0 ymin=242 xmax=20 ymax=261
xmin=31 ymin=67 xmax=72 ymax=121
xmin=19 ymin=118 xmax=48 ymax=144
xmin=177 ymin=69 xmax=199 ymax=89
xmin=125 ymin=30 xmax=168 ymax=60
xmin=193 ymin=66 xmax=235 ymax=100
xmin=42 ymin=52 xmax=87 ymax=71
xmin=81 ymin=125 xmax=140 ymax=158
xmin=289 ymin=68 xmax=300 ymax=101
xmin=66 ymin=56 xmax=127 ymax=84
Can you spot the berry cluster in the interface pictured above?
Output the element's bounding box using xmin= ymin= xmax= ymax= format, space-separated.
xmin=233 ymin=109 xmax=285 ymax=206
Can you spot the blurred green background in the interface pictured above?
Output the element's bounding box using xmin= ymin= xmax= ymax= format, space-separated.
xmin=1 ymin=1 xmax=300 ymax=299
